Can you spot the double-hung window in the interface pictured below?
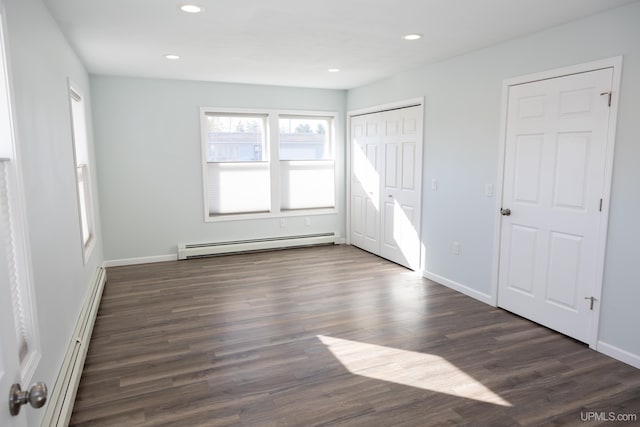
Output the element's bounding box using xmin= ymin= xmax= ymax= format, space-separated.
xmin=69 ymin=85 xmax=95 ymax=261
xmin=279 ymin=116 xmax=334 ymax=210
xmin=201 ymin=109 xmax=337 ymax=220
xmin=204 ymin=113 xmax=270 ymax=215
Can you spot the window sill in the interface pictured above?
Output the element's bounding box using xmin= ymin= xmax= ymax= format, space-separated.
xmin=205 ymin=208 xmax=338 ymax=223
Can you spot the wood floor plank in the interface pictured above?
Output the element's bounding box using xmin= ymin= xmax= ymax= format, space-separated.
xmin=70 ymin=245 xmax=640 ymax=426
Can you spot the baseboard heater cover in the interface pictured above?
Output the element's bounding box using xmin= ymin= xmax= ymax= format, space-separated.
xmin=178 ymin=232 xmax=339 ymax=260
xmin=40 ymin=267 xmax=107 ymax=427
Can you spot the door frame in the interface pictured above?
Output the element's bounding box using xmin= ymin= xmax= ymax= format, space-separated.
xmin=346 ymin=97 xmax=425 ymax=270
xmin=490 ymin=57 xmax=623 ymax=349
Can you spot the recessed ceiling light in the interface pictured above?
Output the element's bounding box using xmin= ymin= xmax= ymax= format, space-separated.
xmin=328 ymin=68 xmax=340 ymax=73
xmin=180 ymin=4 xmax=202 ymax=13
xmin=164 ymin=54 xmax=180 ymax=60
xmin=403 ymin=34 xmax=422 ymax=41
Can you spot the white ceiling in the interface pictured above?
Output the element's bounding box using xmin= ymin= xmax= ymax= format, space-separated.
xmin=43 ymin=0 xmax=638 ymax=90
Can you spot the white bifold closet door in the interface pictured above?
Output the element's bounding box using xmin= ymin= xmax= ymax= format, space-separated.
xmin=350 ymin=105 xmax=423 ymax=270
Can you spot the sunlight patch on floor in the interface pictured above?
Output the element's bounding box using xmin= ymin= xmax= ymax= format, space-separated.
xmin=318 ymin=335 xmax=511 ymax=407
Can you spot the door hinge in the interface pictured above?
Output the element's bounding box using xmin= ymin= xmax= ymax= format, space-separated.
xmin=600 ymin=91 xmax=612 ymax=107
xmin=585 ymin=296 xmax=597 ymax=310
xmin=599 ymin=198 xmax=603 ymax=212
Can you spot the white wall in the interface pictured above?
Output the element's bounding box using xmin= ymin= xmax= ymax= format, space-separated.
xmin=347 ymin=2 xmax=640 ymax=362
xmin=91 ymin=76 xmax=346 ymax=262
xmin=4 ymin=0 xmax=104 ymax=424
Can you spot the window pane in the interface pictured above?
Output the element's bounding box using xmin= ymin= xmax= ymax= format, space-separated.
xmin=206 ymin=114 xmax=266 ymax=162
xmin=279 ymin=117 xmax=331 ymax=160
xmin=207 ymin=162 xmax=270 ymax=215
xmin=280 ymin=160 xmax=335 ymax=210
xmin=70 ymin=88 xmax=95 ymax=261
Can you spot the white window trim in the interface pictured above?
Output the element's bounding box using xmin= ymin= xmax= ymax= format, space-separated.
xmin=200 ymin=107 xmax=339 ymax=222
xmin=68 ymin=82 xmax=96 ymax=263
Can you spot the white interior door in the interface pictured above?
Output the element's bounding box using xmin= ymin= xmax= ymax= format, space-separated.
xmin=350 ymin=105 xmax=423 ymax=270
xmin=350 ymin=112 xmax=382 ymax=254
xmin=0 ymin=170 xmax=26 ymax=426
xmin=380 ymin=106 xmax=422 ymax=269
xmin=0 ymin=2 xmax=24 ymax=423
xmin=498 ymin=68 xmax=614 ymax=343
xmin=0 ymin=4 xmax=42 ymax=422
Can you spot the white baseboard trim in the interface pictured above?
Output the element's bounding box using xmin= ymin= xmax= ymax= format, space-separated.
xmin=41 ymin=267 xmax=107 ymax=426
xmin=104 ymin=241 xmax=348 ymax=267
xmin=423 ymin=270 xmax=493 ymax=305
xmin=597 ymin=341 xmax=640 ymax=369
xmin=104 ymin=254 xmax=177 ymax=267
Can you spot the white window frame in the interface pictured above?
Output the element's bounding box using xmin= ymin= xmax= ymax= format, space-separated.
xmin=201 ymin=107 xmax=338 ymax=221
xmin=69 ymin=83 xmax=96 ymax=262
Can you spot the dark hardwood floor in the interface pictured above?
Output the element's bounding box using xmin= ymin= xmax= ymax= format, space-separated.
xmin=70 ymin=245 xmax=640 ymax=426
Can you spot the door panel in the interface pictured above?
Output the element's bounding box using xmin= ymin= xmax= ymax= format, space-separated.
xmin=498 ymin=68 xmax=613 ymax=343
xmin=546 ymin=231 xmax=583 ymax=310
xmin=401 ymin=142 xmax=416 ymax=190
xmin=553 ymin=133 xmax=590 ymax=210
xmin=385 ymin=144 xmax=398 ymax=189
xmin=383 ymin=200 xmax=395 ymax=247
xmin=350 ymin=113 xmax=382 ymax=254
xmin=505 ymin=224 xmax=538 ymax=296
xmin=380 ymin=106 xmax=422 ymax=269
xmin=513 ymin=134 xmax=543 ymax=204
xmin=351 ymin=195 xmax=363 ymax=236
xmin=364 ymin=198 xmax=378 ymax=241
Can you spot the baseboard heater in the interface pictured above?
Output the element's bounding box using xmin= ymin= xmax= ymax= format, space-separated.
xmin=40 ymin=267 xmax=107 ymax=427
xmin=178 ymin=232 xmax=338 ymax=260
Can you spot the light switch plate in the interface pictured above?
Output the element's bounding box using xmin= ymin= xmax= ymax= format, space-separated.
xmin=485 ymin=183 xmax=494 ymax=197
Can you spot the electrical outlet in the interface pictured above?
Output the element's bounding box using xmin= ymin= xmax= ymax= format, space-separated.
xmin=305 ymin=217 xmax=311 ymax=226
xmin=452 ymin=241 xmax=460 ymax=255
xmin=280 ymin=219 xmax=286 ymax=228
xmin=431 ymin=178 xmax=438 ymax=191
